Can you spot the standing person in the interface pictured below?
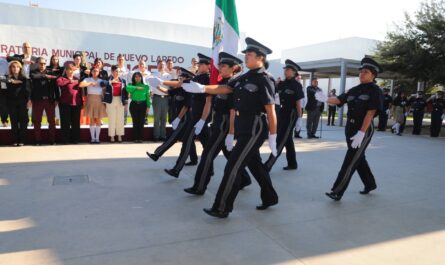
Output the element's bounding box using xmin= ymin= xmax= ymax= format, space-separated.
xmin=47 ymin=55 xmax=64 ymax=126
xmin=183 ymin=52 xmax=251 ymax=195
xmin=327 ymin=89 xmax=337 ymax=126
xmin=427 ymin=91 xmax=445 ymax=137
xmin=151 ymin=59 xmax=171 ymax=142
xmin=183 ymin=37 xmax=279 ymax=218
xmin=305 ymin=78 xmax=323 ymax=138
xmin=102 ymin=65 xmax=128 ymax=143
xmin=163 ymin=53 xmax=212 ymax=178
xmin=6 ymin=42 xmax=37 ymax=79
xmin=146 ymin=68 xmax=194 ymax=161
xmin=57 ymin=63 xmax=83 ymax=144
xmin=391 ymin=91 xmax=408 ymax=136
xmin=30 ymin=57 xmax=59 ymax=145
xmin=315 ymin=58 xmax=383 ymax=201
xmin=166 ymin=58 xmax=177 ymax=124
xmin=126 ymin=72 xmax=151 ymax=143
xmin=264 ymin=59 xmax=304 ymax=172
xmin=93 ymin=58 xmax=109 ymax=80
xmin=409 ymin=91 xmax=427 ymax=135
xmin=165 ymin=59 xmax=177 ymax=79
xmin=5 ymin=61 xmax=30 ymax=146
xmin=187 ymin=57 xmax=198 ymax=73
xmin=79 ymin=68 xmax=107 ymax=143
xmin=377 ymin=88 xmax=393 ymax=131
xmin=116 ymin=55 xmax=130 ymax=125
xmin=0 ymin=58 xmax=10 ymax=127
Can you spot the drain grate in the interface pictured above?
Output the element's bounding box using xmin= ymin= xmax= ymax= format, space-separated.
xmin=52 ymin=175 xmax=89 ymax=186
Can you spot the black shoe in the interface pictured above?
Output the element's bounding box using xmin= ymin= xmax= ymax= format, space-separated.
xmin=203 ymin=208 xmax=229 ymax=218
xmin=185 ymin=161 xmax=198 ymax=166
xmin=146 ymin=152 xmax=159 ymax=162
xmin=164 ymin=168 xmax=179 ymax=178
xmin=327 ymin=123 xmax=330 ymax=126
xmin=295 ymin=135 xmax=302 ymax=139
xmin=256 ymin=201 xmax=278 ymax=210
xmin=152 ymin=138 xmax=160 ymax=142
xmin=184 ymin=187 xmax=204 ymax=195
xmin=325 ymin=192 xmax=341 ymax=201
xmin=396 ymin=133 xmax=402 ymax=136
xmin=283 ymin=166 xmax=297 ymax=170
xmin=34 ymin=141 xmax=42 ymax=146
xmin=312 ymin=135 xmax=320 ymax=139
xmin=160 ymin=137 xmax=167 ymax=142
xmin=18 ymin=142 xmax=24 ymax=146
xmin=332 ymin=124 xmax=335 ymax=126
xmin=359 ymin=186 xmax=376 ymax=195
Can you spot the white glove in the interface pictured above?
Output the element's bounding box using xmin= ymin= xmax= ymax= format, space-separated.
xmin=404 ymin=112 xmax=408 ymax=117
xmin=386 ymin=109 xmax=390 ymax=115
xmin=315 ymin=91 xmax=328 ymax=102
xmin=194 ymin=119 xmax=205 ymax=135
xmin=147 ymin=77 xmax=163 ymax=88
xmin=274 ymin=93 xmax=280 ymax=105
xmin=350 ymin=131 xmax=365 ymax=149
xmin=441 ymin=114 xmax=445 ymax=120
xmin=182 ymin=81 xmax=205 ymax=93
xmin=171 ymin=117 xmax=180 ymax=130
xmin=295 ymin=118 xmax=302 ymax=132
xmin=268 ymin=134 xmax=277 ymax=157
xmin=225 ymin=134 xmax=234 ymax=151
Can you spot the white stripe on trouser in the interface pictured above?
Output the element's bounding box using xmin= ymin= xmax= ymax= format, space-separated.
xmin=155 ymin=114 xmax=188 ymax=156
xmin=333 ymin=123 xmax=374 ymax=194
xmin=176 ymin=124 xmax=196 ymax=169
xmin=197 ymin=114 xmax=228 ymax=191
xmin=106 ymin=96 xmax=125 ymax=137
xmin=265 ymin=109 xmax=296 ymax=169
xmin=218 ymin=116 xmax=262 ymax=212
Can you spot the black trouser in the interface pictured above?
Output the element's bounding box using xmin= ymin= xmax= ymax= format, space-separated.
xmin=265 ymin=109 xmax=298 ymax=171
xmin=328 ymin=106 xmax=336 ymax=125
xmin=0 ymin=91 xmax=8 ymax=123
xmin=172 ymin=114 xmax=209 ymax=173
xmin=412 ymin=110 xmax=424 ymax=135
xmin=212 ymin=114 xmax=278 ymax=213
xmin=378 ymin=111 xmax=389 ymax=131
xmin=59 ymin=104 xmax=81 ymax=143
xmin=7 ymin=98 xmax=28 ymax=143
xmin=430 ymin=111 xmax=443 ymax=137
xmin=154 ymin=112 xmax=191 ymax=157
xmin=130 ymin=101 xmax=147 ymax=141
xmin=331 ymin=122 xmax=376 ymax=196
xmin=191 ymin=113 xmax=251 ymax=193
xmin=306 ymin=109 xmax=321 ymax=136
xmin=168 ymin=96 xmax=175 ymax=124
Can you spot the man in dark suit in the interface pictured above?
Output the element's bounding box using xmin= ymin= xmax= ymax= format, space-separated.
xmin=7 ymin=42 xmax=38 ymax=79
xmin=305 ymin=78 xmax=323 ymax=138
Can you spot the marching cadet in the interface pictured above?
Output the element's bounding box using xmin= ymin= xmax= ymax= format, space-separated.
xmin=427 ymin=91 xmax=445 ymax=137
xmin=409 ymin=91 xmax=427 ymax=135
xmin=183 ymin=37 xmax=279 ymax=218
xmin=315 ymin=57 xmax=383 ymax=201
xmin=183 ymin=52 xmax=251 ymax=195
xmin=377 ymin=88 xmax=393 ymax=131
xmin=146 ymin=68 xmax=195 ymax=162
xmin=164 ymin=53 xmax=212 ymax=178
xmin=264 ymin=59 xmax=304 ymax=172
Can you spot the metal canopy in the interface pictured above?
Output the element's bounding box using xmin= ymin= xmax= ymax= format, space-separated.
xmin=295 ymin=58 xmax=402 ymax=126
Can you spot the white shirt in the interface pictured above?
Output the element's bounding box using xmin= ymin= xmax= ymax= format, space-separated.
xmin=22 ymin=55 xmax=32 ymax=79
xmin=151 ymin=70 xmax=171 ymax=96
xmin=166 ymin=69 xmax=177 ymax=79
xmin=73 ymin=69 xmax=81 ymax=80
xmin=84 ymin=77 xmax=103 ymax=95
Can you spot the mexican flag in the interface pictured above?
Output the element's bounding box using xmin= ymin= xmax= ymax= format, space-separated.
xmin=210 ymin=0 xmax=240 ymax=84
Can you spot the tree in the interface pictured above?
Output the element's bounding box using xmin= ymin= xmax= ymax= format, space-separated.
xmin=376 ymin=0 xmax=445 ymax=92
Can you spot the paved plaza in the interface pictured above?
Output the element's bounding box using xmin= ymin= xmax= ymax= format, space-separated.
xmin=1 ymin=125 xmax=444 ymax=265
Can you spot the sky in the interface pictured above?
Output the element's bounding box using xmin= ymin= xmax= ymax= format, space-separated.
xmin=0 ymin=0 xmax=424 ymax=58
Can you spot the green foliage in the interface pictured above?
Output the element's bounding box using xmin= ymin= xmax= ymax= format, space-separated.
xmin=376 ymin=0 xmax=445 ymax=91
